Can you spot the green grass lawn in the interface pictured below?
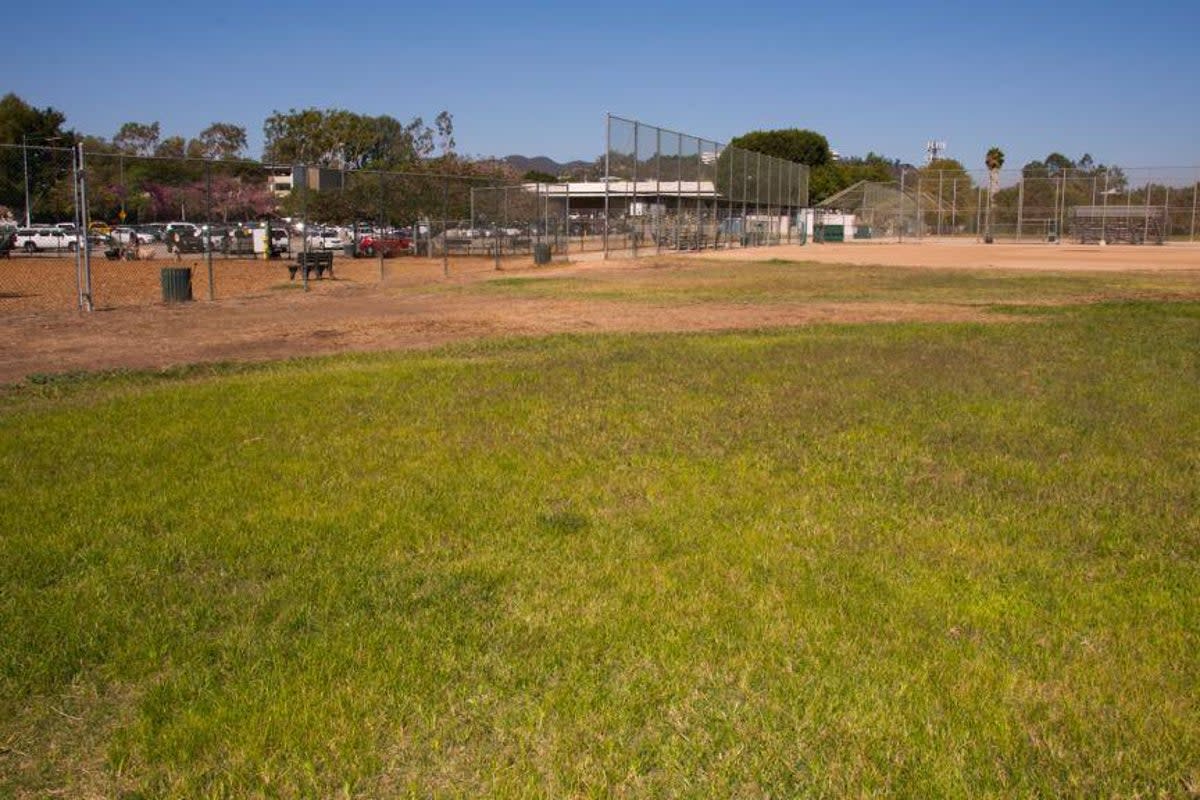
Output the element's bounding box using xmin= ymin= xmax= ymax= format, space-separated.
xmin=1 ymin=301 xmax=1197 ymax=797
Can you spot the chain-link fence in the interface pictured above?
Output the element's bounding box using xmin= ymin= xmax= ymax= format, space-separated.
xmin=465 ymin=183 xmax=570 ymax=265
xmin=603 ymin=115 xmax=810 ymax=257
xmin=4 ymin=134 xmax=1198 ymax=316
xmin=817 ymin=166 xmax=1200 ymax=244
xmin=0 ymin=144 xmax=521 ymax=313
xmin=0 ymin=144 xmax=92 ymax=312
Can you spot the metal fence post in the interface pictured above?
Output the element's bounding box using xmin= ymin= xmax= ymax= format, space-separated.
xmin=916 ymin=174 xmax=922 ymax=241
xmin=656 ymin=128 xmax=663 ymax=255
xmin=1144 ymin=177 xmax=1153 ymax=241
xmin=755 ymin=151 xmax=762 ymax=245
xmin=1016 ymin=177 xmax=1025 ymax=242
xmin=734 ymin=148 xmax=744 ymax=245
xmin=301 ymin=163 xmax=310 ymax=292
xmin=677 ymin=135 xmax=684 ymax=250
xmin=205 ymin=161 xmax=215 ymax=301
xmin=722 ymin=138 xmax=730 ymax=250
xmin=976 ymin=186 xmax=983 ymax=242
xmin=766 ymin=156 xmax=773 ymax=246
xmin=631 ymin=123 xmax=639 ymax=257
xmin=898 ymin=169 xmax=905 ymax=243
xmin=442 ymin=176 xmax=449 ymax=277
xmin=378 ymin=171 xmax=386 ymax=282
xmin=1163 ymin=182 xmax=1171 ymax=239
xmin=937 ymin=171 xmax=944 ymax=237
xmin=786 ymin=160 xmax=793 ymax=244
xmin=1191 ymin=171 xmax=1198 ymax=242
xmin=77 ymin=144 xmax=93 ymax=312
xmin=951 ymin=177 xmax=957 ymax=234
xmin=603 ymin=113 xmax=610 ymax=260
xmin=1058 ymin=172 xmax=1066 ymax=243
xmin=493 ymin=185 xmax=502 ymax=270
xmin=70 ymin=143 xmax=83 ymax=309
xmin=1101 ymin=169 xmax=1110 ymax=244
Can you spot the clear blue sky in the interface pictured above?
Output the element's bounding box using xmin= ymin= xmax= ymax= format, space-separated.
xmin=5 ymin=0 xmax=1197 ymax=170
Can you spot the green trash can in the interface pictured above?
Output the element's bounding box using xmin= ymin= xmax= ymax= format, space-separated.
xmin=160 ymin=267 xmax=193 ymax=303
xmin=533 ymin=243 xmax=552 ymax=265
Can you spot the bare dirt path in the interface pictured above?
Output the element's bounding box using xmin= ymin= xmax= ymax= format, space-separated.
xmin=699 ymin=240 xmax=1200 ymax=272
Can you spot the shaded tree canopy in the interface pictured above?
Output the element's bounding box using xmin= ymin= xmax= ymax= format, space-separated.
xmin=0 ymin=93 xmax=69 ymax=147
xmin=1021 ymin=152 xmax=1115 ymax=179
xmin=809 ymin=152 xmax=899 ymax=203
xmin=522 ymin=169 xmax=558 ymax=183
xmin=0 ymin=94 xmax=72 ymax=218
xmin=729 ymin=129 xmax=832 ymax=168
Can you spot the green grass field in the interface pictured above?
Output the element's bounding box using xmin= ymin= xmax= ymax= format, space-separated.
xmin=1 ymin=264 xmax=1198 ymax=797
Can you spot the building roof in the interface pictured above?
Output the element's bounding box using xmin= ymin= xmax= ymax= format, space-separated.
xmin=528 ymin=181 xmax=719 ymax=199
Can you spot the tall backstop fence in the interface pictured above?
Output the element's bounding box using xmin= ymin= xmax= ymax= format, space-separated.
xmin=601 ymin=115 xmax=810 ymax=256
xmin=816 ymin=166 xmax=1200 ymax=244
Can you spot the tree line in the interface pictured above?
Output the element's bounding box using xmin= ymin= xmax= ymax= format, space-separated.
xmin=0 ymin=94 xmax=517 ymax=225
xmin=1 ymin=91 xmax=1171 ymax=226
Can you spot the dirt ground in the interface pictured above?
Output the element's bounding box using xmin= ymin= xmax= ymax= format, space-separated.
xmin=0 ymin=242 xmax=1196 ymax=384
xmin=705 ymin=240 xmax=1200 ymax=272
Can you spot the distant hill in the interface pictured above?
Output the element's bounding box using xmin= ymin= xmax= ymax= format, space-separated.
xmin=502 ymin=155 xmax=595 ymax=178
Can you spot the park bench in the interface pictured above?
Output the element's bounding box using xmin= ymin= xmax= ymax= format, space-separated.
xmin=288 ymin=251 xmax=334 ymax=281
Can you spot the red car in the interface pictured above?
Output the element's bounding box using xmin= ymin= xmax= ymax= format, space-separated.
xmin=357 ymin=233 xmax=412 ymax=257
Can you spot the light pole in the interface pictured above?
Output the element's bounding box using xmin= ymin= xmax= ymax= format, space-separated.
xmin=23 ymin=133 xmax=63 ymax=227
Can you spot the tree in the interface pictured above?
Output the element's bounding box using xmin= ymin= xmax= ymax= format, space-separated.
xmin=808 ymin=152 xmax=898 ymax=204
xmin=262 ymin=108 xmax=454 ymax=170
xmin=1045 ymin=152 xmax=1073 ymax=174
xmin=522 ymin=169 xmax=558 ymax=183
xmin=0 ymin=93 xmax=71 ymax=221
xmin=728 ymin=129 xmax=832 ymax=168
xmin=435 ymin=111 xmax=455 ymax=156
xmin=155 ymin=136 xmax=187 ymax=159
xmin=114 ymin=121 xmax=161 ymax=156
xmin=984 ymin=147 xmax=1005 ymax=242
xmin=190 ymin=122 xmax=248 ymax=160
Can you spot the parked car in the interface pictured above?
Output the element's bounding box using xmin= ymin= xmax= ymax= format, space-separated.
xmin=163 ymin=222 xmax=202 ymax=252
xmin=357 ymin=232 xmax=412 ymax=257
xmin=163 ymin=224 xmax=200 ymax=253
xmin=13 ymin=227 xmax=77 ymax=253
xmin=305 ymin=228 xmax=344 ymax=250
xmin=269 ymin=226 xmax=290 ymax=254
xmin=136 ymin=224 xmax=165 ymax=241
xmin=111 ymin=226 xmax=156 ymax=245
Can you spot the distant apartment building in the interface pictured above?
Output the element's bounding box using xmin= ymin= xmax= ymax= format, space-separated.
xmin=267 ymin=166 xmax=346 ymax=198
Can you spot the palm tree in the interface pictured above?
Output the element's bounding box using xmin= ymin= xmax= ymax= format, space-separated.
xmin=984 ymin=147 xmax=1005 ymax=243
